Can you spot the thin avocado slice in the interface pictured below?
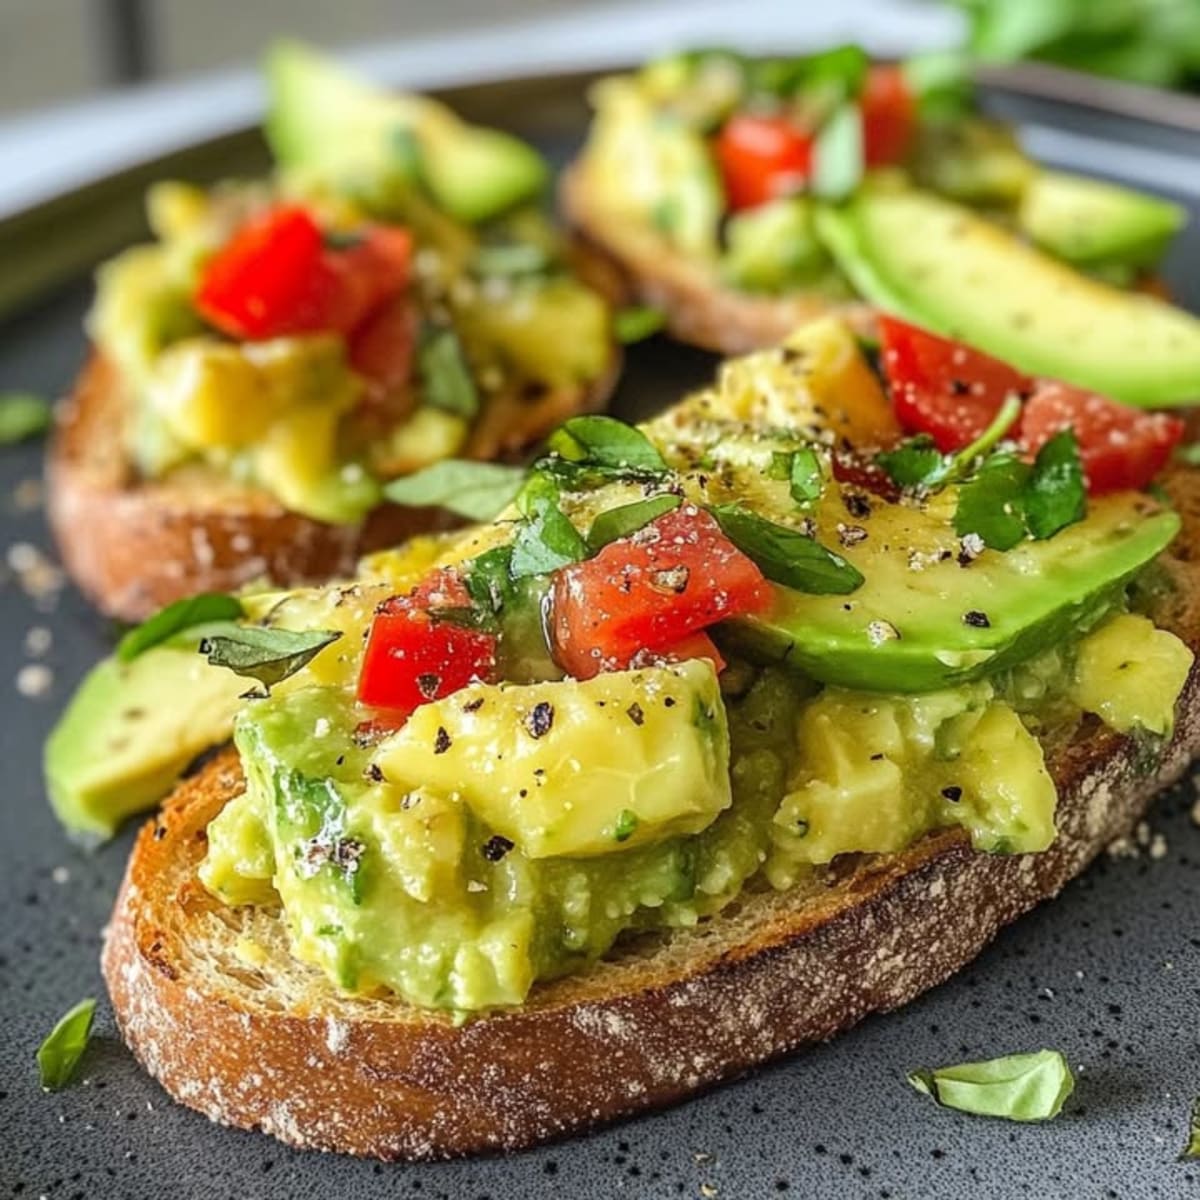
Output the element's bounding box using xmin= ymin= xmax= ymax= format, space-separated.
xmin=1018 ymin=169 xmax=1186 ymax=269
xmin=44 ymin=641 xmax=247 ymax=841
xmin=725 ymin=493 xmax=1180 ymax=693
xmin=816 ymin=184 xmax=1200 ymax=406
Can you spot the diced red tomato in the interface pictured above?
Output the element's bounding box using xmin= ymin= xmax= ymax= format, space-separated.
xmin=550 ymin=505 xmax=771 ymax=680
xmin=878 ymin=315 xmax=1033 ymax=452
xmin=357 ymin=574 xmax=495 ymax=718
xmin=716 ymin=113 xmax=815 ymax=211
xmin=1021 ymin=382 xmax=1185 ymax=494
xmin=196 ymin=208 xmax=413 ymax=342
xmin=861 ymin=65 xmax=916 ymax=167
xmin=653 ymin=631 xmax=727 ymax=674
xmin=350 ymin=297 xmax=416 ymax=394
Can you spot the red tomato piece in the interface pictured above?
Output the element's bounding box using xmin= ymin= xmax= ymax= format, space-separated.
xmin=861 ymin=64 xmax=916 ymax=167
xmin=350 ymin=297 xmax=416 ymax=392
xmin=716 ymin=112 xmax=815 ymax=211
xmin=878 ymin=315 xmax=1033 ymax=452
xmin=357 ymin=578 xmax=495 ymax=717
xmin=1021 ymin=382 xmax=1185 ymax=495
xmin=551 ymin=505 xmax=772 ymax=680
xmin=653 ymin=631 xmax=727 ymax=675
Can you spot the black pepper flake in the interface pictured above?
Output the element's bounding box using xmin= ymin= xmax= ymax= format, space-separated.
xmin=843 ymin=491 xmax=872 ymax=519
xmin=433 ymin=726 xmax=452 ymax=754
xmin=416 ymin=672 xmax=441 ymax=701
xmin=335 ymin=754 xmax=345 ymax=767
xmin=941 ymin=785 xmax=963 ymax=802
xmin=962 ymin=610 xmax=990 ymax=628
xmin=525 ymin=702 xmax=554 ymax=739
xmin=462 ymin=696 xmax=484 ymax=713
xmin=950 ymin=379 xmax=970 ymax=396
xmin=870 ymin=753 xmax=884 ymax=761
xmin=153 ymin=825 xmax=167 ymax=841
xmin=626 ymin=702 xmax=645 ymax=726
xmin=664 ymin=696 xmax=676 ymax=708
xmin=364 ymin=762 xmax=385 ymax=783
xmin=481 ymin=834 xmax=515 ymax=862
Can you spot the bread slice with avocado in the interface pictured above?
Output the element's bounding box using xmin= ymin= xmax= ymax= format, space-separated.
xmin=102 ymin=474 xmax=1200 ymax=1156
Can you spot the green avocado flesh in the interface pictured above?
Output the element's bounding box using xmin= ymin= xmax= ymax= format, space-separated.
xmin=729 ymin=495 xmax=1180 ymax=692
xmin=45 ymin=640 xmax=247 ymax=840
xmin=816 ymin=185 xmax=1200 ymax=406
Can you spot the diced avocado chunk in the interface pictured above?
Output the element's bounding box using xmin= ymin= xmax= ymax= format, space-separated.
xmin=774 ymin=684 xmax=1057 ymax=862
xmin=726 ymin=491 xmax=1180 ymax=693
xmin=721 ymin=197 xmax=830 ymax=293
xmin=44 ymin=641 xmax=247 ymax=840
xmin=910 ymin=117 xmax=1034 ymax=205
xmin=816 ymin=183 xmax=1200 ymax=406
xmin=374 ymin=659 xmax=731 ymax=857
xmin=266 ymin=41 xmax=546 ymax=223
xmin=1069 ymin=612 xmax=1193 ymax=736
xmin=1018 ymin=169 xmax=1186 ymax=270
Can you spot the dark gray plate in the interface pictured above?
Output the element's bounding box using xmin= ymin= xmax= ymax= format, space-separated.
xmin=3 ymin=69 xmax=1200 ymax=1200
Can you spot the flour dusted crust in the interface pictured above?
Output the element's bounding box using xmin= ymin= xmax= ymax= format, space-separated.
xmin=102 ymin=468 xmax=1200 ymax=1158
xmin=48 ymin=352 xmax=619 ymax=621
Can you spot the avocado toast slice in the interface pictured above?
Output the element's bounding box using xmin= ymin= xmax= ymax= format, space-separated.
xmin=82 ymin=313 xmax=1198 ymax=1157
xmin=50 ymin=44 xmax=620 ymax=620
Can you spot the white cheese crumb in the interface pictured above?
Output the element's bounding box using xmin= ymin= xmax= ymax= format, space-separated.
xmin=466 ymin=880 xmax=487 ymax=893
xmin=867 ymin=619 xmax=900 ymax=647
xmin=313 ymin=717 xmax=331 ymax=738
xmin=16 ymin=663 xmax=52 ymax=697
xmin=51 ymin=866 xmax=70 ymax=885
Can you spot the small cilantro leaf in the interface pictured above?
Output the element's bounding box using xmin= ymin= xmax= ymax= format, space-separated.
xmin=710 ymin=502 xmax=863 ymax=595
xmin=953 ymin=453 xmax=1031 ymax=551
xmin=1023 ymin=430 xmax=1086 ymax=540
xmin=789 ymin=447 xmax=824 ymax=503
xmin=876 ymin=436 xmax=944 ymax=488
xmin=586 ymin=494 xmax=681 ymax=551
xmin=116 ymin=592 xmax=244 ymax=662
xmin=464 ymin=545 xmax=516 ymax=613
xmin=384 ymin=460 xmax=526 ymax=521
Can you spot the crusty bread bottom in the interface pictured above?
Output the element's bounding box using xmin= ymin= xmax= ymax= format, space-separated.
xmin=102 ymin=469 xmax=1200 ymax=1159
xmin=48 ymin=353 xmax=618 ymax=621
xmin=559 ymin=164 xmax=876 ymax=355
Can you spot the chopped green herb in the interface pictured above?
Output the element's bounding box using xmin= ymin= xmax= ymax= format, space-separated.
xmin=547 ymin=415 xmax=668 ymax=475
xmin=613 ymin=305 xmax=667 ymax=344
xmin=586 ymin=494 xmax=682 ymax=551
xmin=0 ymin=391 xmax=52 ymax=444
xmin=1180 ymin=1097 xmax=1200 ymax=1160
xmin=116 ymin=592 xmax=243 ymax=662
xmin=811 ymin=100 xmax=863 ymax=201
xmin=907 ymin=1049 xmax=1075 ymax=1122
xmin=614 ymin=809 xmax=639 ymax=842
xmin=418 ymin=326 xmax=479 ymax=417
xmin=384 ymin=460 xmax=526 ymax=521
xmin=37 ymin=997 xmax=96 ymax=1091
xmin=200 ymin=627 xmax=341 ymax=692
xmin=1023 ymin=430 xmax=1086 ymax=540
xmin=710 ymin=503 xmax=863 ymax=595
xmin=464 ymin=545 xmax=516 ymax=613
xmin=473 ymin=242 xmax=552 ymax=277
xmin=953 ymin=453 xmax=1031 ymax=551
xmin=903 ymin=50 xmax=973 ymax=120
xmin=789 ymin=447 xmax=824 ymax=503
xmin=877 ymin=436 xmax=944 ymax=488
xmin=510 ymin=497 xmax=587 ymax=579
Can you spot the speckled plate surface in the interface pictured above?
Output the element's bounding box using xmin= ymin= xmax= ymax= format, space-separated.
xmin=3 ymin=70 xmax=1200 ymax=1200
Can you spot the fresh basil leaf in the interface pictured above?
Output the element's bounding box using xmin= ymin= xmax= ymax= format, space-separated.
xmin=116 ymin=593 xmax=244 ymax=662
xmin=200 ymin=627 xmax=342 ymax=691
xmin=37 ymin=997 xmax=96 ymax=1091
xmin=907 ymin=1049 xmax=1075 ymax=1122
xmin=1024 ymin=429 xmax=1086 ymax=540
xmin=710 ymin=503 xmax=863 ymax=595
xmin=464 ymin=545 xmax=516 ymax=612
xmin=1180 ymin=1097 xmax=1200 ymax=1160
xmin=954 ymin=453 xmax=1031 ymax=551
xmin=510 ymin=498 xmax=587 ymax=579
xmin=586 ymin=493 xmax=682 ymax=551
xmin=418 ymin=326 xmax=479 ymax=418
xmin=753 ymin=44 xmax=868 ymax=103
xmin=789 ymin=447 xmax=824 ymax=504
xmin=515 ymin=467 xmax=562 ymax=516
xmin=613 ymin=305 xmax=667 ymax=344
xmin=811 ymin=101 xmax=864 ymax=201
xmin=473 ymin=242 xmax=552 ymax=277
xmin=0 ymin=391 xmax=52 ymax=444
xmin=384 ymin=460 xmax=526 ymax=521
xmin=547 ymin=415 xmax=668 ymax=474
xmin=903 ymin=50 xmax=973 ymax=120
xmin=877 ymin=436 xmax=944 ymax=488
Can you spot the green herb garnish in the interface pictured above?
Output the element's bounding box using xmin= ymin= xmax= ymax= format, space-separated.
xmin=613 ymin=305 xmax=668 ymax=344
xmin=200 ymin=627 xmax=342 ymax=691
xmin=907 ymin=1049 xmax=1075 ymax=1122
xmin=1023 ymin=430 xmax=1087 ymax=540
xmin=473 ymin=242 xmax=552 ymax=277
xmin=877 ymin=436 xmax=945 ymax=488
xmin=710 ymin=503 xmax=863 ymax=594
xmin=384 ymin=460 xmax=526 ymax=521
xmin=116 ymin=593 xmax=244 ymax=662
xmin=547 ymin=415 xmax=668 ymax=475
xmin=614 ymin=809 xmax=639 ymax=842
xmin=811 ymin=100 xmax=863 ymax=201
xmin=586 ymin=494 xmax=681 ymax=551
xmin=788 ymin=447 xmax=824 ymax=503
xmin=418 ymin=326 xmax=479 ymax=418
xmin=510 ymin=496 xmax=587 ymax=579
xmin=0 ymin=391 xmax=52 ymax=444
xmin=37 ymin=997 xmax=96 ymax=1091
xmin=1181 ymin=1098 xmax=1200 ymax=1159
xmin=464 ymin=545 xmax=517 ymax=613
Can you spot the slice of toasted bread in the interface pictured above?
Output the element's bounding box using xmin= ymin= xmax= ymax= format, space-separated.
xmin=102 ymin=467 xmax=1200 ymax=1160
xmin=48 ymin=352 xmax=618 ymax=621
xmin=560 ymin=165 xmax=875 ymax=355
